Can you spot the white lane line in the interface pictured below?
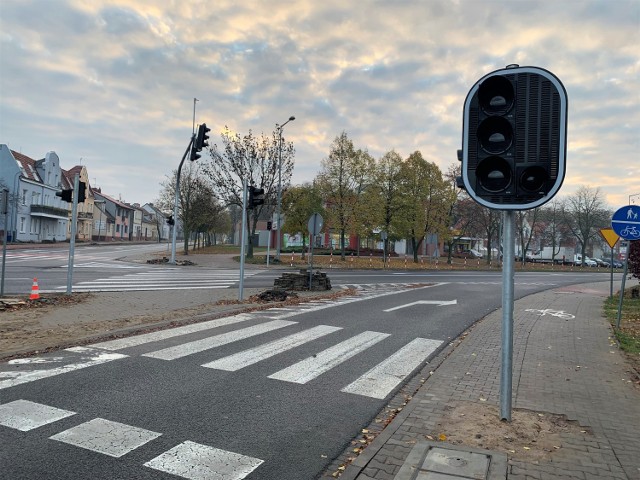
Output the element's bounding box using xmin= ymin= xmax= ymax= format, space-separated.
xmin=268 ymin=331 xmax=391 ymax=384
xmin=142 ymin=320 xmax=297 ymax=361
xmin=91 ymin=314 xmax=255 ymax=351
xmin=0 ymin=400 xmax=76 ymax=431
xmin=341 ymin=338 xmax=443 ymax=399
xmin=202 ymin=325 xmax=342 ymax=371
xmin=144 ymin=440 xmax=263 ymax=480
xmin=0 ymin=347 xmax=128 ymax=390
xmin=50 ymin=418 xmax=162 ymax=458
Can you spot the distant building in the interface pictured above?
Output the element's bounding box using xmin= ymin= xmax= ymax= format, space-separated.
xmin=0 ymin=144 xmax=69 ymax=242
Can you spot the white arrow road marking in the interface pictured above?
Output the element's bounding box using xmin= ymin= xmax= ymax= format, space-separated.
xmin=383 ymin=299 xmax=457 ymax=312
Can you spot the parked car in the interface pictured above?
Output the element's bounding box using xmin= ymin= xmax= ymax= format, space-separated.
xmin=592 ymin=258 xmax=610 ymax=267
xmin=582 ymin=256 xmax=597 ymax=267
xmin=612 ymin=259 xmax=624 ymax=268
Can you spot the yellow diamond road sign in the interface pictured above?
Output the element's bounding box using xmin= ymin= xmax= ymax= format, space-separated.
xmin=599 ymin=228 xmax=619 ymax=249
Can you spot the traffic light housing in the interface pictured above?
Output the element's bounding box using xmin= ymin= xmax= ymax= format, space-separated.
xmin=267 ymin=221 xmax=272 ymax=231
xmin=167 ymin=215 xmax=174 ymax=226
xmin=190 ymin=123 xmax=211 ymax=161
xmin=247 ymin=186 xmax=265 ymax=209
xmin=77 ymin=182 xmax=86 ymax=203
xmin=56 ymin=189 xmax=73 ymax=202
xmin=460 ymin=65 xmax=567 ymax=210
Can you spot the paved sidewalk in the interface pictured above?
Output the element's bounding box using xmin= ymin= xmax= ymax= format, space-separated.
xmin=341 ymin=281 xmax=640 ymax=480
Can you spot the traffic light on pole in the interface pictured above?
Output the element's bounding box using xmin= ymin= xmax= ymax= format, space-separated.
xmin=459 ymin=65 xmax=568 ymax=210
xmin=167 ymin=215 xmax=174 ymax=226
xmin=190 ymin=123 xmax=211 ymax=161
xmin=247 ymin=186 xmax=265 ymax=209
xmin=77 ymin=182 xmax=86 ymax=203
xmin=56 ymin=189 xmax=73 ymax=202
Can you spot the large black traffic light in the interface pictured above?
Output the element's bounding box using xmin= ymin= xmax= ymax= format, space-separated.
xmin=247 ymin=186 xmax=265 ymax=209
xmin=460 ymin=65 xmax=568 ymax=210
xmin=190 ymin=123 xmax=211 ymax=161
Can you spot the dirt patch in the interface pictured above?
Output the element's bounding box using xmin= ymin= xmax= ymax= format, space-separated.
xmin=430 ymin=401 xmax=592 ymax=461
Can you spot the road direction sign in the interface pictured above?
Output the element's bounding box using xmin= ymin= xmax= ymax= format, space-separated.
xmin=599 ymin=228 xmax=619 ymax=249
xmin=611 ymin=205 xmax=640 ymax=240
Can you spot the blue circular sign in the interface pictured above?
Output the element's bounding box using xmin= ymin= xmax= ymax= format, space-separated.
xmin=612 ymin=205 xmax=640 ymax=240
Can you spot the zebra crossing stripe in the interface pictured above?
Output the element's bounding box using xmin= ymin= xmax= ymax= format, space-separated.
xmin=92 ymin=314 xmax=255 ymax=351
xmin=0 ymin=347 xmax=128 ymax=390
xmin=341 ymin=338 xmax=443 ymax=399
xmin=268 ymin=331 xmax=391 ymax=384
xmin=144 ymin=440 xmax=263 ymax=480
xmin=50 ymin=418 xmax=162 ymax=458
xmin=0 ymin=400 xmax=76 ymax=431
xmin=142 ymin=320 xmax=297 ymax=361
xmin=202 ymin=325 xmax=342 ymax=371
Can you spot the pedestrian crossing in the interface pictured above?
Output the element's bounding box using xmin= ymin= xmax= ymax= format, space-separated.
xmin=0 ymin=399 xmax=263 ymax=480
xmin=2 ymin=283 xmax=445 ymax=397
xmin=54 ymin=268 xmax=261 ymax=292
xmin=0 ymin=283 xmax=446 ymax=479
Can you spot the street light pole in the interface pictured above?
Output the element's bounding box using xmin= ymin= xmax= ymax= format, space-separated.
xmin=275 ymin=115 xmax=295 ymax=261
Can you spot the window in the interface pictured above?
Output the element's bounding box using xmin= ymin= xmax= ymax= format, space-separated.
xmin=31 ymin=192 xmax=37 ymax=205
xmin=116 ymin=224 xmax=120 ymax=233
xmin=20 ymin=217 xmax=26 ymax=233
xmin=21 ymin=190 xmax=27 ymax=205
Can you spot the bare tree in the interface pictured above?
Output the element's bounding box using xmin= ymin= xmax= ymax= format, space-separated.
xmin=561 ymin=186 xmax=610 ymax=264
xmin=202 ymin=127 xmax=294 ymax=258
xmin=157 ymin=163 xmax=214 ymax=255
xmin=515 ymin=208 xmax=542 ymax=264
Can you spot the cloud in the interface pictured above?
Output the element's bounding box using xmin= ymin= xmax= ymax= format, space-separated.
xmin=0 ymin=0 xmax=638 ymax=209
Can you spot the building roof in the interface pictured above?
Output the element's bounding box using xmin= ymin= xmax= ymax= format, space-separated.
xmin=10 ymin=150 xmax=41 ymax=182
xmin=94 ymin=190 xmax=134 ymax=210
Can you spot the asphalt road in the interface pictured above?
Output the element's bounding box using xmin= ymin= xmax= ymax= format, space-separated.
xmin=0 ymin=262 xmax=619 ymax=479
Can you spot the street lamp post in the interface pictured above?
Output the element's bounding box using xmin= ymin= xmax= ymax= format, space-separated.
xmin=275 ymin=115 xmax=295 ymax=261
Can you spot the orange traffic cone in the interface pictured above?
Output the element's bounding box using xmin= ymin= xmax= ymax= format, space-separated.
xmin=30 ymin=278 xmax=40 ymax=300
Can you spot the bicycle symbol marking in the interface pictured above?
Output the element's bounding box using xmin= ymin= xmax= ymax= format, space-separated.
xmin=620 ymin=225 xmax=640 ymax=239
xmin=524 ymin=308 xmax=575 ymax=319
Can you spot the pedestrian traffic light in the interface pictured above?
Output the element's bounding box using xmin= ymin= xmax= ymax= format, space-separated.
xmin=247 ymin=186 xmax=265 ymax=209
xmin=77 ymin=182 xmax=86 ymax=203
xmin=56 ymin=189 xmax=73 ymax=202
xmin=190 ymin=123 xmax=211 ymax=161
xmin=459 ymin=65 xmax=568 ymax=210
xmin=167 ymin=215 xmax=174 ymax=226
xmin=267 ymin=221 xmax=272 ymax=231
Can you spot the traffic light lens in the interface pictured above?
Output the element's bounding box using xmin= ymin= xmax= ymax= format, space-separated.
xmin=478 ymin=76 xmax=514 ymax=115
xmin=476 ymin=156 xmax=512 ymax=193
xmin=477 ymin=117 xmax=513 ymax=154
xmin=519 ymin=166 xmax=548 ymax=193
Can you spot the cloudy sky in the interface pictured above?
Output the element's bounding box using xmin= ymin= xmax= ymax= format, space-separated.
xmin=1 ymin=0 xmax=639 ymax=209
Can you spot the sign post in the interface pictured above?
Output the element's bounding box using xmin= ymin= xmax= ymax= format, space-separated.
xmin=611 ymin=205 xmax=640 ymax=327
xmin=599 ymin=228 xmax=620 ymax=298
xmin=307 ymin=213 xmax=323 ymax=289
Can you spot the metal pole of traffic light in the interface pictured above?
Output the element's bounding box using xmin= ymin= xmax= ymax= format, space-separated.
xmin=500 ymin=210 xmax=515 ymax=421
xmin=170 ymin=137 xmax=196 ymax=264
xmin=1 ymin=189 xmax=8 ymax=296
xmin=239 ymin=179 xmax=248 ymax=300
xmin=275 ymin=116 xmax=295 ymax=261
xmin=66 ymin=174 xmax=80 ymax=294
